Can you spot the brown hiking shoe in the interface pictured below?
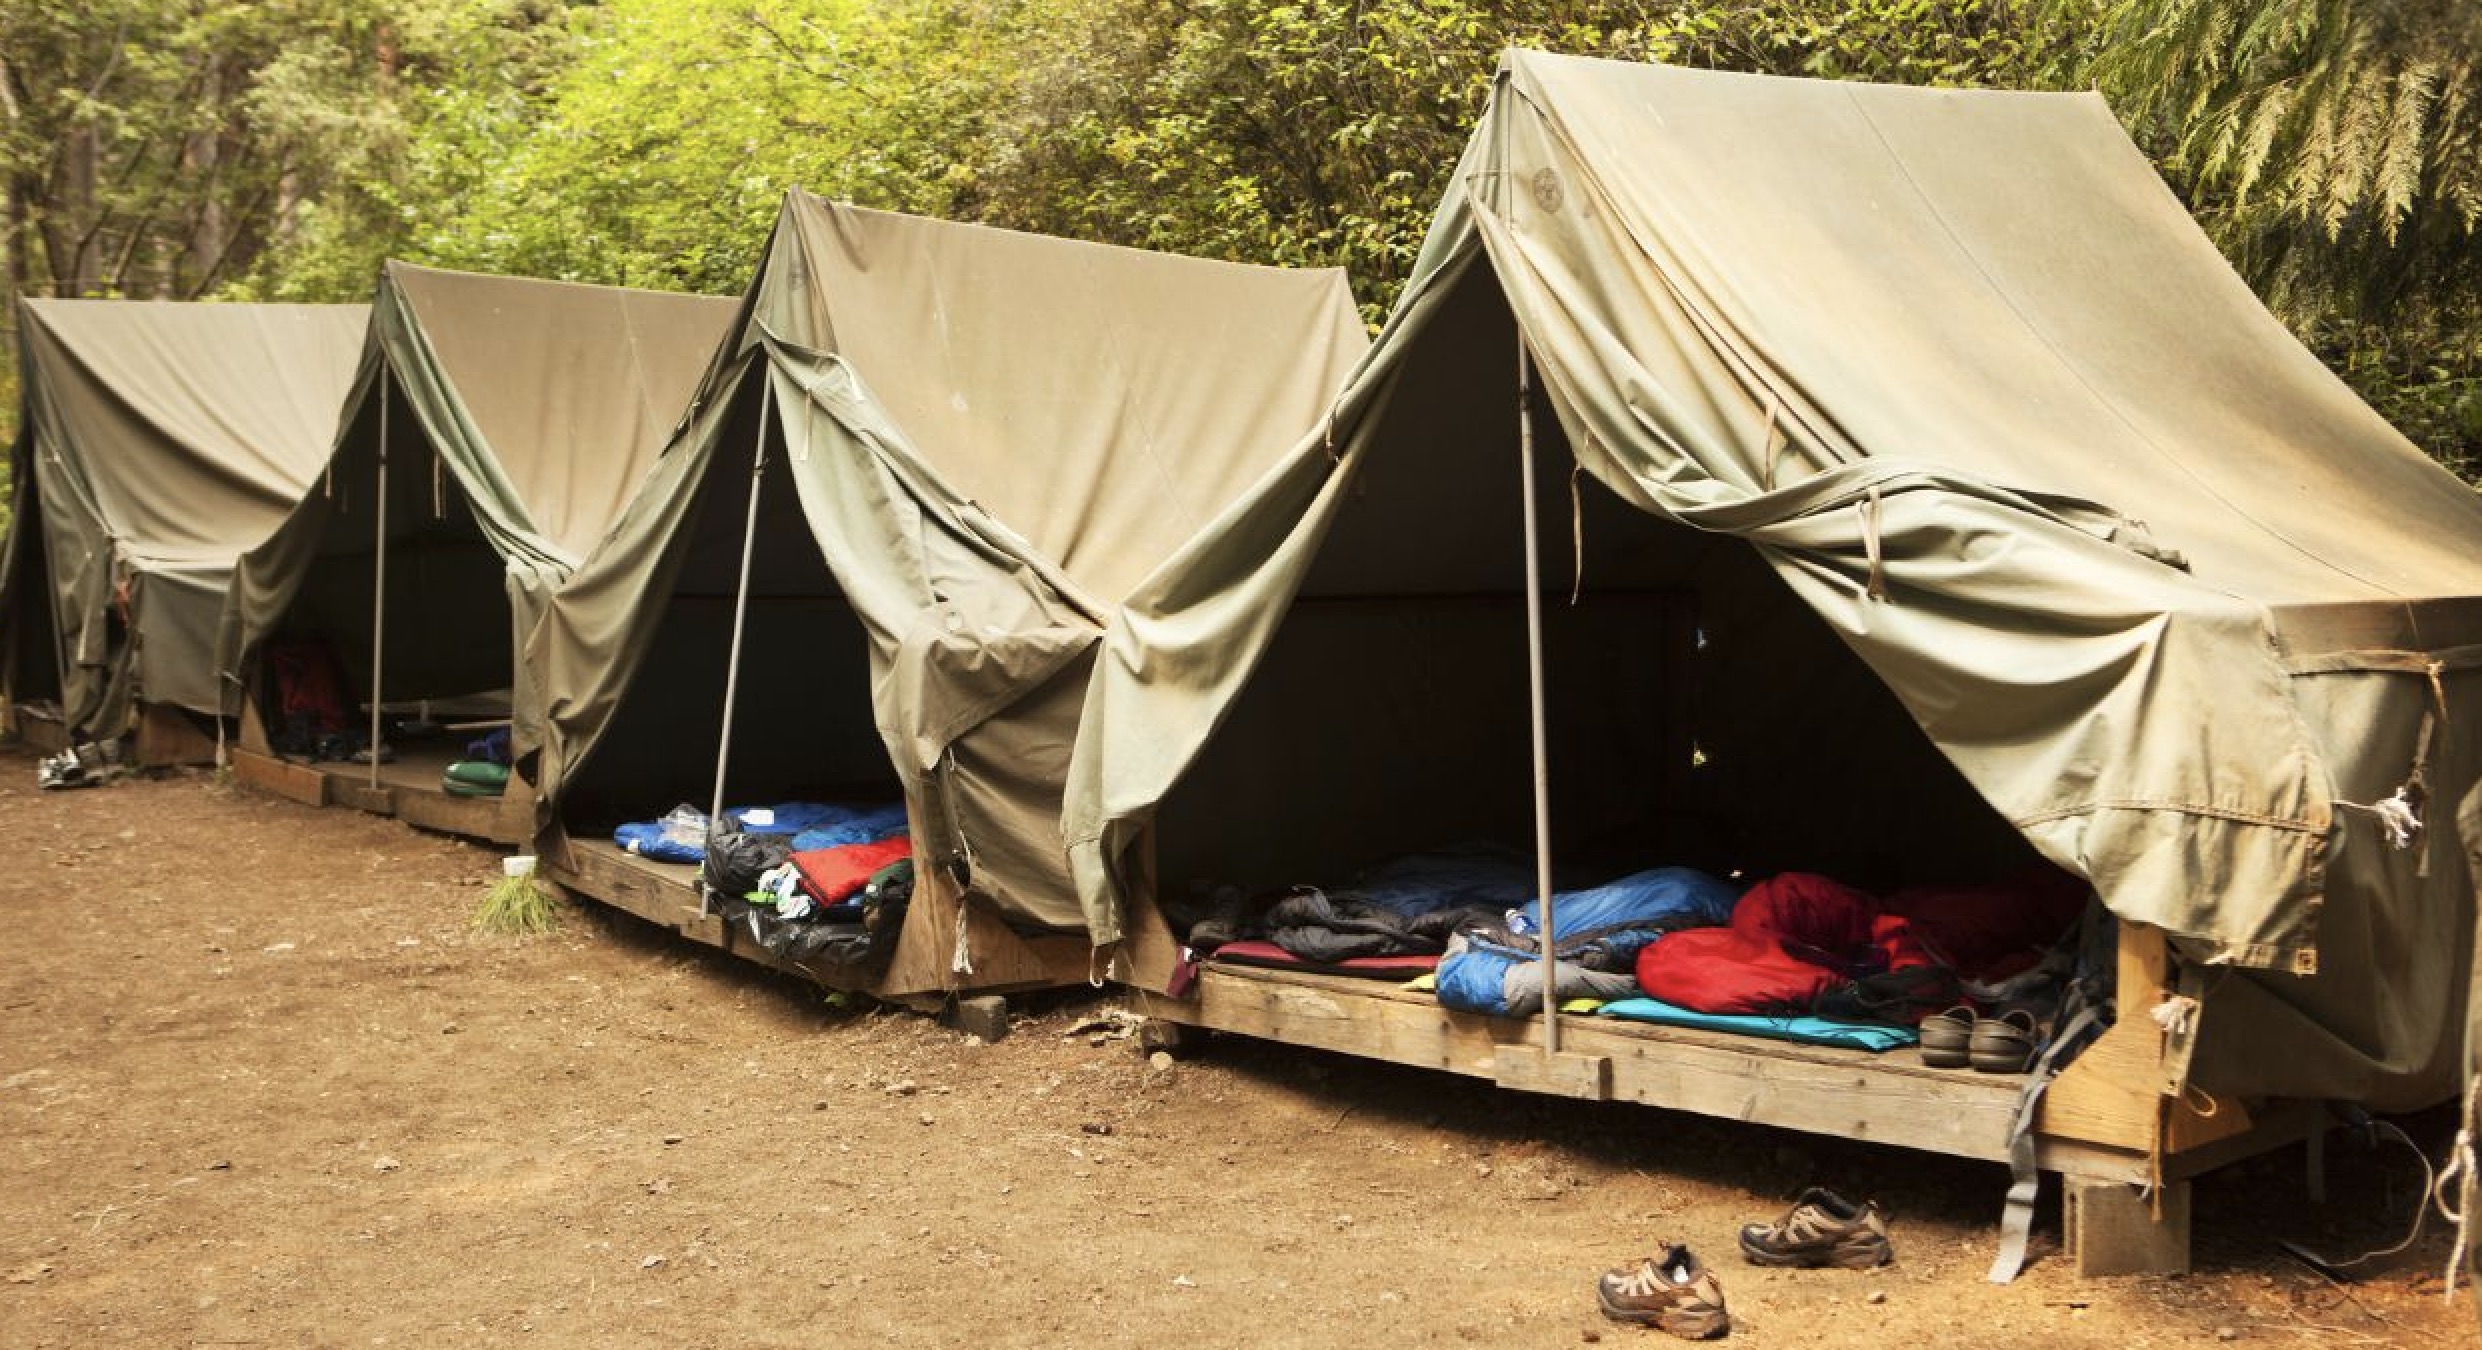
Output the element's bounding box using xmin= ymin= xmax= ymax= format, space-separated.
xmin=1596 ymin=1243 xmax=1731 ymax=1339
xmin=1738 ymin=1188 xmax=1893 ymax=1269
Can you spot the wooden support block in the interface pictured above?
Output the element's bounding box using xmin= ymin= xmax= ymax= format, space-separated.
xmin=1493 ymin=1044 xmax=1613 ymax=1101
xmin=133 ymin=703 xmax=220 ymax=767
xmin=2066 ymin=1177 xmax=2191 ymax=1277
xmin=1138 ymin=1018 xmax=1192 ymax=1058
xmin=943 ymin=995 xmax=1012 ymax=1044
xmin=7 ymin=710 xmax=71 ymax=755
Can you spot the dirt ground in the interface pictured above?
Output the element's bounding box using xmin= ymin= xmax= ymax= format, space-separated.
xmin=0 ymin=745 xmax=2472 ymax=1349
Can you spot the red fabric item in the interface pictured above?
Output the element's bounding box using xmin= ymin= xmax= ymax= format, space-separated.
xmin=1207 ymin=940 xmax=1439 ymax=980
xmin=1636 ymin=926 xmax=1841 ymax=1014
xmin=788 ymin=836 xmax=913 ymax=905
xmin=1884 ymin=865 xmax=2087 ymax=982
xmin=1732 ymin=872 xmax=1880 ymax=950
xmin=1635 ymin=872 xmax=1936 ymax=1016
xmin=268 ymin=638 xmax=350 ymax=733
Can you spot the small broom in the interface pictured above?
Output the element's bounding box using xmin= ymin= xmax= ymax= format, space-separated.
xmin=474 ymin=855 xmax=559 ymax=936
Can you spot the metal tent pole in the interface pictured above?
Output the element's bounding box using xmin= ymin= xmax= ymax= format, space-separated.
xmin=1517 ymin=337 xmax=1559 ymax=1055
xmin=704 ymin=370 xmax=776 ymax=914
xmin=369 ymin=366 xmax=389 ymax=792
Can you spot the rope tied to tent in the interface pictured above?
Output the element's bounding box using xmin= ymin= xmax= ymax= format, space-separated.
xmin=431 ymin=444 xmax=445 ymax=520
xmin=2148 ymin=994 xmax=2200 ymax=1038
xmin=1860 ymin=486 xmax=1890 ymax=603
xmin=2330 ymin=707 xmax=2436 ymax=853
xmin=2281 ymin=1116 xmax=2446 ymax=1278
xmin=2437 ymin=1076 xmax=2480 ymax=1301
xmin=1568 ymin=462 xmax=1585 ymax=606
xmin=951 ymin=903 xmax=976 ymax=978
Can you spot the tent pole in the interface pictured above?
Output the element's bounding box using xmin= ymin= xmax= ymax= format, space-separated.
xmin=369 ymin=365 xmax=389 ymax=793
xmin=705 ymin=369 xmax=775 ymax=914
xmin=1517 ymin=336 xmax=1559 ymax=1055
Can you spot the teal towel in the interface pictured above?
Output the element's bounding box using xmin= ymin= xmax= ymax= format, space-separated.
xmin=1598 ymin=996 xmax=1918 ymax=1052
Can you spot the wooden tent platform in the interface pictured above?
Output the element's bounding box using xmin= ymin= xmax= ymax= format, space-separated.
xmin=230 ymin=738 xmax=532 ymax=844
xmin=540 ymin=831 xmax=1094 ymax=1006
xmin=1124 ymin=913 xmax=2320 ymax=1278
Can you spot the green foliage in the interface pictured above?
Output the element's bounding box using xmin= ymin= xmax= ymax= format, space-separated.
xmin=971 ymin=0 xmax=2074 ymax=322
xmin=0 ymin=0 xmax=455 ymax=300
xmin=473 ymin=865 xmax=558 ymax=935
xmin=3 ymin=0 xmax=2477 ymax=476
xmin=271 ymin=0 xmax=1008 ymax=296
xmin=2061 ymin=0 xmax=2482 ymax=471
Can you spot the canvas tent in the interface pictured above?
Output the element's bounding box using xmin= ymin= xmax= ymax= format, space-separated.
xmin=525 ymin=195 xmax=1367 ymax=995
xmin=217 ymin=262 xmax=734 ymax=838
xmin=1059 ymin=50 xmax=2482 ymax=1266
xmin=2 ymin=300 xmax=365 ymax=759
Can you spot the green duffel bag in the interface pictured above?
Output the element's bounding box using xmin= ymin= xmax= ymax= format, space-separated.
xmin=441 ymin=760 xmax=510 ymax=798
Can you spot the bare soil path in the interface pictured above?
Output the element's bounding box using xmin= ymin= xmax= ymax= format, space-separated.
xmin=0 ymin=746 xmax=2468 ymax=1348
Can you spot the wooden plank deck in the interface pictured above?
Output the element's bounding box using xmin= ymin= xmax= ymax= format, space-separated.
xmin=229 ymin=739 xmax=532 ymax=844
xmin=1138 ymin=962 xmax=2076 ymax=1168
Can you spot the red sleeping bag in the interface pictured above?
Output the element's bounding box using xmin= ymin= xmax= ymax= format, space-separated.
xmin=1636 ymin=873 xmax=1935 ymax=1017
xmin=789 ymin=836 xmax=913 ymax=905
xmin=1884 ymin=865 xmax=2088 ymax=983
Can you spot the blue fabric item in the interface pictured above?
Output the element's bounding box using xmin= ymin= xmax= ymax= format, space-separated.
xmin=789 ymin=803 xmax=910 ymax=851
xmin=724 ymin=802 xmax=845 ymax=835
xmin=1504 ymin=867 xmax=1740 ymax=953
xmin=1435 ymin=931 xmax=1527 ymax=1015
xmin=1351 ymin=847 xmax=1537 ymax=920
xmin=1435 ymin=867 xmax=1741 ymax=1017
xmin=1598 ymin=996 xmax=1920 ymax=1052
xmin=614 ymin=821 xmax=703 ymax=864
xmin=464 ymin=726 xmax=513 ymax=766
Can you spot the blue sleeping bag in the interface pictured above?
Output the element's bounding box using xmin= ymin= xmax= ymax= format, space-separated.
xmin=1349 ymin=847 xmax=1538 ymax=919
xmin=1436 ymin=867 xmax=1741 ymax=1018
xmin=616 ymin=802 xmax=908 ymax=864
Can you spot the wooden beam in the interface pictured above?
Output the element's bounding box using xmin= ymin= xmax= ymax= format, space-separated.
xmin=393 ymin=780 xmax=531 ymax=845
xmin=1146 ymin=965 xmax=2029 ymax=1161
xmin=2041 ymin=923 xmax=2172 ymax=1154
xmin=229 ymin=744 xmax=328 ymax=806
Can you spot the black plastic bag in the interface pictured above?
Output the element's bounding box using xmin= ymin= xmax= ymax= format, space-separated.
xmin=702 ymin=828 xmax=792 ymax=899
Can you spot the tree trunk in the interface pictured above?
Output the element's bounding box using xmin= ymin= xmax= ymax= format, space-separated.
xmin=183 ymin=57 xmax=226 ymax=296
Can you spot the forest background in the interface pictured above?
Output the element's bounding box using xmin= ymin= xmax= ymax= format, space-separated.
xmin=1 ymin=0 xmax=2477 ymax=502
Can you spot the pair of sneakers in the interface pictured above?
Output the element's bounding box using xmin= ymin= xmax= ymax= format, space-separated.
xmin=1596 ymin=1189 xmax=1892 ymax=1339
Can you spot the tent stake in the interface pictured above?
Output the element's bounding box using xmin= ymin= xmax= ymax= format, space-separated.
xmin=370 ymin=364 xmax=389 ymax=793
xmin=1517 ymin=336 xmax=1559 ymax=1055
xmin=704 ymin=369 xmax=775 ymax=914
